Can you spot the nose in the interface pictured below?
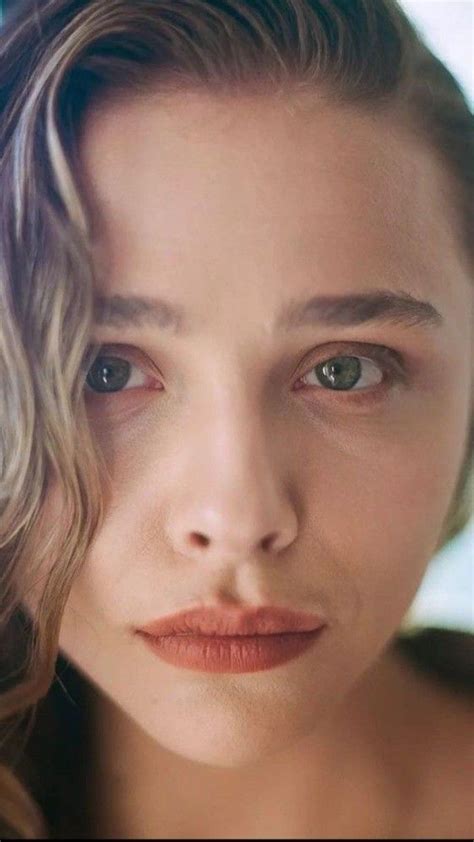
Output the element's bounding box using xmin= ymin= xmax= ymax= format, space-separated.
xmin=163 ymin=399 xmax=299 ymax=569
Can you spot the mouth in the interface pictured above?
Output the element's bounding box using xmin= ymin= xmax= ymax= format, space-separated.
xmin=135 ymin=604 xmax=327 ymax=673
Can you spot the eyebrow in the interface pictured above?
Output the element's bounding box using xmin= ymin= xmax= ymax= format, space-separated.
xmin=92 ymin=288 xmax=444 ymax=334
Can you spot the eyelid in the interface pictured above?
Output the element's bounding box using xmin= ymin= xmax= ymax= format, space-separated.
xmin=87 ymin=343 xmax=163 ymax=379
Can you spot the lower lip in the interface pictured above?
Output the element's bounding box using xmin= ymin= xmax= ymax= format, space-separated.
xmin=137 ymin=628 xmax=325 ymax=673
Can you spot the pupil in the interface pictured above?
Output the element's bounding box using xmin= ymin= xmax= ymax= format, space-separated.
xmin=86 ymin=357 xmax=131 ymax=393
xmin=318 ymin=356 xmax=361 ymax=390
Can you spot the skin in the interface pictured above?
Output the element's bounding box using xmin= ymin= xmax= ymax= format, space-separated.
xmin=26 ymin=90 xmax=473 ymax=837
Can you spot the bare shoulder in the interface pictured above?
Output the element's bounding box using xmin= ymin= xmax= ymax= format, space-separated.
xmin=390 ymin=629 xmax=474 ymax=838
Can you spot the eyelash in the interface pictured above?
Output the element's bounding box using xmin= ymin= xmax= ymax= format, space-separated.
xmin=83 ymin=343 xmax=406 ymax=409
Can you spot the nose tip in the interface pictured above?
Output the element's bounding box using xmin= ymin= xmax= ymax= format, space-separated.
xmin=168 ymin=504 xmax=297 ymax=567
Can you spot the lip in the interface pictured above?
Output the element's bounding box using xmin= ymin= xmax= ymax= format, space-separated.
xmin=135 ymin=604 xmax=326 ymax=637
xmin=135 ymin=605 xmax=327 ymax=674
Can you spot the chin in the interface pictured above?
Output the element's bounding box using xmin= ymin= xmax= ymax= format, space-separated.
xmin=141 ymin=704 xmax=320 ymax=770
xmin=155 ymin=732 xmax=303 ymax=769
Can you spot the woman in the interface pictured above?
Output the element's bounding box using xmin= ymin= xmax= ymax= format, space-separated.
xmin=0 ymin=0 xmax=473 ymax=838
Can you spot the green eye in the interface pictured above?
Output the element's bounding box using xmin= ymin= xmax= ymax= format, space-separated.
xmin=305 ymin=355 xmax=384 ymax=392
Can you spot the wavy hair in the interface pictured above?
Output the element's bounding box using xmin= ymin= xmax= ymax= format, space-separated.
xmin=0 ymin=0 xmax=473 ymax=836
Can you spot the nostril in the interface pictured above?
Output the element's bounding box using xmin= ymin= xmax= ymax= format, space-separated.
xmin=261 ymin=532 xmax=277 ymax=551
xmin=188 ymin=531 xmax=278 ymax=551
xmin=190 ymin=532 xmax=210 ymax=548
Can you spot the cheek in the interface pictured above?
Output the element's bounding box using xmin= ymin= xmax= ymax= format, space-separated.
xmin=57 ymin=486 xmax=153 ymax=632
xmin=301 ymin=390 xmax=470 ymax=645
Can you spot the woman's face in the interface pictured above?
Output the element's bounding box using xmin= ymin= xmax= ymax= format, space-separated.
xmin=35 ymin=90 xmax=473 ymax=767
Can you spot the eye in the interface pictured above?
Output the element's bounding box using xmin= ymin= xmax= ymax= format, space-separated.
xmin=301 ymin=355 xmax=381 ymax=391
xmin=84 ymin=345 xmax=405 ymax=405
xmin=85 ymin=353 xmax=154 ymax=394
xmin=295 ymin=347 xmax=405 ymax=403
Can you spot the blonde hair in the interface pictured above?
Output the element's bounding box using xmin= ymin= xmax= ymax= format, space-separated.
xmin=0 ymin=0 xmax=472 ymax=836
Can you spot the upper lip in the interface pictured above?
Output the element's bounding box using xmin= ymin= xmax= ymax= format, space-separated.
xmin=135 ymin=605 xmax=326 ymax=637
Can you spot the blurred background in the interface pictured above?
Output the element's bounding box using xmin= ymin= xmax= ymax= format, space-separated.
xmin=392 ymin=0 xmax=473 ymax=634
xmin=1 ymin=0 xmax=472 ymax=632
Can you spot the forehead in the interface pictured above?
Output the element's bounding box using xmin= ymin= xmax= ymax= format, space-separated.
xmin=78 ymin=89 xmax=464 ymax=303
